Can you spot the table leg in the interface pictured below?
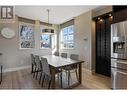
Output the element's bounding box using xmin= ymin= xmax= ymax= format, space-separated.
xmin=78 ymin=63 xmax=82 ymax=83
xmin=51 ymin=67 xmax=55 ymax=89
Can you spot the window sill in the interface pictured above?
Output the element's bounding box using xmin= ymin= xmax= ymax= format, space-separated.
xmin=19 ymin=48 xmax=34 ymax=50
xmin=60 ymin=48 xmax=74 ymax=50
xmin=40 ymin=48 xmax=52 ymax=50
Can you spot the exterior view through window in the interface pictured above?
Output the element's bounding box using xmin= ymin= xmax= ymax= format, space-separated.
xmin=40 ymin=34 xmax=51 ymax=49
xmin=61 ymin=25 xmax=74 ymax=49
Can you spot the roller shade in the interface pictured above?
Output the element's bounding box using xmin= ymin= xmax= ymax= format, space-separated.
xmin=60 ymin=19 xmax=74 ymax=29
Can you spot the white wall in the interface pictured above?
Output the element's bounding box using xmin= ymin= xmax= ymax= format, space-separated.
xmin=59 ymin=11 xmax=93 ymax=70
xmin=0 ymin=16 xmax=55 ymax=72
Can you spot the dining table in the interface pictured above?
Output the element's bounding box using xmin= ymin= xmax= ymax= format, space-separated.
xmin=41 ymin=55 xmax=84 ymax=89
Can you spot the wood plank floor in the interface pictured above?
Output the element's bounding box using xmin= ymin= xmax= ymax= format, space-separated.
xmin=0 ymin=68 xmax=111 ymax=89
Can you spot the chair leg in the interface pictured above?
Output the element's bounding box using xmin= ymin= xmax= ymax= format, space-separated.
xmin=33 ymin=67 xmax=36 ymax=78
xmin=31 ymin=64 xmax=33 ymax=74
xmin=1 ymin=65 xmax=2 ymax=83
xmin=39 ymin=72 xmax=42 ymax=84
xmin=35 ymin=69 xmax=39 ymax=79
xmin=57 ymin=73 xmax=59 ymax=81
xmin=66 ymin=71 xmax=68 ymax=79
xmin=68 ymin=70 xmax=70 ymax=86
xmin=48 ymin=80 xmax=51 ymax=89
xmin=75 ymin=69 xmax=78 ymax=81
xmin=41 ymin=74 xmax=45 ymax=87
xmin=60 ymin=72 xmax=62 ymax=88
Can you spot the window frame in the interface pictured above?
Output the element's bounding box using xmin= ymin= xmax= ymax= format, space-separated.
xmin=40 ymin=26 xmax=56 ymax=50
xmin=40 ymin=34 xmax=52 ymax=49
xmin=19 ymin=23 xmax=35 ymax=50
xmin=60 ymin=25 xmax=74 ymax=49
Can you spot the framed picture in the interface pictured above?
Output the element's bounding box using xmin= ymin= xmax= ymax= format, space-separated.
xmin=19 ymin=24 xmax=34 ymax=49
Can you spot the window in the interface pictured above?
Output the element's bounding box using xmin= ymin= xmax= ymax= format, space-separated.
xmin=61 ymin=25 xmax=74 ymax=49
xmin=51 ymin=35 xmax=57 ymax=49
xmin=40 ymin=34 xmax=51 ymax=49
xmin=19 ymin=24 xmax=34 ymax=49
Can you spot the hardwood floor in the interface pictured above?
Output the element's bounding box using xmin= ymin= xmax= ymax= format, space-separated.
xmin=0 ymin=68 xmax=111 ymax=89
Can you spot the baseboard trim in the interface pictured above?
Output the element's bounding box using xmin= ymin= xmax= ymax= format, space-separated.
xmin=85 ymin=69 xmax=92 ymax=74
xmin=91 ymin=69 xmax=96 ymax=74
xmin=3 ymin=65 xmax=31 ymax=73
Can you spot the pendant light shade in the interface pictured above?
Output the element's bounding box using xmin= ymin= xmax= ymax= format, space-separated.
xmin=42 ymin=9 xmax=54 ymax=34
xmin=42 ymin=29 xmax=54 ymax=34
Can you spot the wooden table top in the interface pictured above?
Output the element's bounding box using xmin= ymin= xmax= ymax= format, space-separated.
xmin=41 ymin=55 xmax=84 ymax=68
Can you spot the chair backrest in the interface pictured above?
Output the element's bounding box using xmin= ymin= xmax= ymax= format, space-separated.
xmin=54 ymin=52 xmax=59 ymax=56
xmin=34 ymin=55 xmax=42 ymax=70
xmin=61 ymin=53 xmax=67 ymax=58
xmin=31 ymin=54 xmax=35 ymax=65
xmin=70 ymin=54 xmax=79 ymax=60
xmin=41 ymin=57 xmax=51 ymax=76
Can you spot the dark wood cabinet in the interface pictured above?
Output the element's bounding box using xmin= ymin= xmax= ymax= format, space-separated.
xmin=95 ymin=15 xmax=112 ymax=76
xmin=113 ymin=6 xmax=127 ymax=23
xmin=95 ymin=6 xmax=127 ymax=76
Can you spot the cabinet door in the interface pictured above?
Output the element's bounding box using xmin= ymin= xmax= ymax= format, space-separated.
xmin=96 ymin=17 xmax=111 ymax=76
xmin=96 ymin=21 xmax=102 ymax=74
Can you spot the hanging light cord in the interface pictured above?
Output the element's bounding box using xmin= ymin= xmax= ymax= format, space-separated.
xmin=47 ymin=9 xmax=49 ymax=24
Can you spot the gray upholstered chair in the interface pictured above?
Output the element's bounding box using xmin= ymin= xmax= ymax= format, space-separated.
xmin=30 ymin=54 xmax=36 ymax=74
xmin=61 ymin=53 xmax=67 ymax=58
xmin=54 ymin=52 xmax=59 ymax=56
xmin=63 ymin=54 xmax=79 ymax=86
xmin=34 ymin=55 xmax=42 ymax=79
xmin=41 ymin=57 xmax=63 ymax=89
xmin=70 ymin=54 xmax=79 ymax=60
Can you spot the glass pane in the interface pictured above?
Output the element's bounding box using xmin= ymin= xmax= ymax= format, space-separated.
xmin=68 ymin=34 xmax=73 ymax=40
xmin=68 ymin=25 xmax=74 ymax=34
xmin=20 ymin=25 xmax=34 ymax=49
xmin=63 ymin=35 xmax=68 ymax=41
xmin=63 ymin=43 xmax=67 ymax=48
xmin=63 ymin=27 xmax=68 ymax=35
xmin=40 ymin=35 xmax=51 ymax=48
xmin=61 ymin=25 xmax=74 ymax=49
xmin=68 ymin=43 xmax=74 ymax=48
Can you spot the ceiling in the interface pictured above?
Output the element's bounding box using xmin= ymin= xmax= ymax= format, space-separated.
xmin=15 ymin=6 xmax=99 ymax=24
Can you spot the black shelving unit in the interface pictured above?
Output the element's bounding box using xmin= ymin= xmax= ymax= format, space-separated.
xmin=94 ymin=13 xmax=112 ymax=76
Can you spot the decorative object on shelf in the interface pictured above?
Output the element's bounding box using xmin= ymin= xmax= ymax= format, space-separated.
xmin=1 ymin=27 xmax=15 ymax=39
xmin=19 ymin=24 xmax=34 ymax=49
xmin=42 ymin=9 xmax=54 ymax=34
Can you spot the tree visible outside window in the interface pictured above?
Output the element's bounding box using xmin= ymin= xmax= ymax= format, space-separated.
xmin=40 ymin=34 xmax=51 ymax=49
xmin=19 ymin=25 xmax=34 ymax=49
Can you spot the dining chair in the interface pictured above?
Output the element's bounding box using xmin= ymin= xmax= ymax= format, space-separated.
xmin=30 ymin=54 xmax=36 ymax=74
xmin=34 ymin=55 xmax=42 ymax=80
xmin=70 ymin=54 xmax=79 ymax=60
xmin=54 ymin=52 xmax=59 ymax=56
xmin=41 ymin=57 xmax=63 ymax=89
xmin=61 ymin=53 xmax=67 ymax=58
xmin=63 ymin=54 xmax=79 ymax=86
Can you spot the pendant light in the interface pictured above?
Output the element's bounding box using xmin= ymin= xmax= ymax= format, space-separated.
xmin=42 ymin=9 xmax=54 ymax=34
